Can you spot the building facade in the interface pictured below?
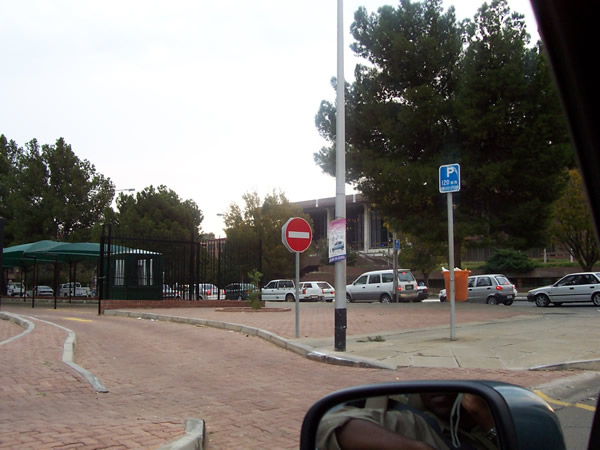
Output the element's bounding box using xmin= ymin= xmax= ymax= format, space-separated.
xmin=293 ymin=194 xmax=392 ymax=252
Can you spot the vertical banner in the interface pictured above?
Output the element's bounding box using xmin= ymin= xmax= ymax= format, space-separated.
xmin=328 ymin=218 xmax=346 ymax=263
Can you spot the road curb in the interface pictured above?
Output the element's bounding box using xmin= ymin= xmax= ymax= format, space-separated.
xmin=158 ymin=419 xmax=205 ymax=450
xmin=104 ymin=310 xmax=394 ymax=370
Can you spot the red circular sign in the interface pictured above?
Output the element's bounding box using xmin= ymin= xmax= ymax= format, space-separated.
xmin=282 ymin=217 xmax=312 ymax=253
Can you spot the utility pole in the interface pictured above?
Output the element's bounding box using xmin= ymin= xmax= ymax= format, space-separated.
xmin=334 ymin=0 xmax=347 ymax=351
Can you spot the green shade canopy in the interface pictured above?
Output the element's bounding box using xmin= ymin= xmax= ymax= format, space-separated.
xmin=3 ymin=241 xmax=147 ymax=267
xmin=2 ymin=240 xmax=63 ymax=267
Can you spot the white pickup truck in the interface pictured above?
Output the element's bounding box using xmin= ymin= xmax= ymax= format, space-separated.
xmin=6 ymin=282 xmax=25 ymax=297
xmin=261 ymin=279 xmax=296 ymax=302
xmin=58 ymin=282 xmax=91 ymax=297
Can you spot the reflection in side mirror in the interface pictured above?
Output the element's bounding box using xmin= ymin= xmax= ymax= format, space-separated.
xmin=318 ymin=392 xmax=496 ymax=450
xmin=300 ymin=381 xmax=566 ymax=450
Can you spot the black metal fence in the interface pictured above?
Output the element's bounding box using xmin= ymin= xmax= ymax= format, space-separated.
xmin=98 ymin=225 xmax=261 ymax=300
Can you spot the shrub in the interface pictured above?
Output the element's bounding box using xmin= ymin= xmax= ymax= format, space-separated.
xmin=483 ymin=249 xmax=535 ymax=273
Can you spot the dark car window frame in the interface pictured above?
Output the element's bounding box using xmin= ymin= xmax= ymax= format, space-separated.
xmin=368 ymin=274 xmax=381 ymax=284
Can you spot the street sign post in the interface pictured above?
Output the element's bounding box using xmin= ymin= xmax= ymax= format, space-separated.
xmin=439 ymin=164 xmax=460 ymax=341
xmin=282 ymin=217 xmax=313 ymax=338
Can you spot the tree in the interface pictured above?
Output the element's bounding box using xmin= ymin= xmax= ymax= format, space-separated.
xmin=551 ymin=170 xmax=599 ymax=271
xmin=455 ymin=1 xmax=573 ymax=250
xmin=42 ymin=138 xmax=114 ymax=241
xmin=223 ymin=191 xmax=309 ymax=283
xmin=0 ymin=135 xmax=22 ymax=244
xmin=114 ymin=185 xmax=204 ymax=241
xmin=1 ymin=135 xmax=115 ymax=244
xmin=397 ymin=233 xmax=445 ymax=284
xmin=314 ymin=0 xmax=573 ymax=267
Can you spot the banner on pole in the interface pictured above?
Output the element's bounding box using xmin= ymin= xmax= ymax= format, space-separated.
xmin=328 ymin=218 xmax=346 ymax=263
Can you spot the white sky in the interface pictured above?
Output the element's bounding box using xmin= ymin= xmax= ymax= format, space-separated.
xmin=1 ymin=0 xmax=538 ymax=236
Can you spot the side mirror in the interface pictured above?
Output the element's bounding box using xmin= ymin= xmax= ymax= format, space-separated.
xmin=300 ymin=380 xmax=566 ymax=450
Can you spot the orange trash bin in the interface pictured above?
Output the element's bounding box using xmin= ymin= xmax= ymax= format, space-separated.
xmin=443 ymin=269 xmax=471 ymax=302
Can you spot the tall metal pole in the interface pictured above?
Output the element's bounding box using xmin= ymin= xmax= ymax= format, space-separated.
xmin=295 ymin=252 xmax=300 ymax=338
xmin=447 ymin=193 xmax=456 ymax=341
xmin=334 ymin=0 xmax=347 ymax=351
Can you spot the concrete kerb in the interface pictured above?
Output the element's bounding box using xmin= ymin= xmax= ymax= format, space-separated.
xmin=0 ymin=311 xmax=35 ymax=345
xmin=104 ymin=310 xmax=393 ymax=369
xmin=158 ymin=418 xmax=206 ymax=450
xmin=1 ymin=311 xmax=108 ymax=393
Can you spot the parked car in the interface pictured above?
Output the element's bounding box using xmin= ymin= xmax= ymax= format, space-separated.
xmin=438 ymin=274 xmax=517 ymax=305
xmin=224 ymin=283 xmax=256 ymax=300
xmin=6 ymin=281 xmax=25 ymax=297
xmin=299 ymin=281 xmax=335 ymax=302
xmin=527 ymin=272 xmax=600 ymax=307
xmin=58 ymin=282 xmax=91 ymax=297
xmin=197 ymin=283 xmax=224 ymax=300
xmin=439 ymin=288 xmax=447 ymax=302
xmin=26 ymin=285 xmax=54 ymax=297
xmin=261 ymin=279 xmax=296 ymax=302
xmin=162 ymin=284 xmax=180 ymax=299
xmin=466 ymin=274 xmax=517 ymax=305
xmin=416 ymin=282 xmax=429 ymax=301
xmin=346 ymin=269 xmax=418 ymax=303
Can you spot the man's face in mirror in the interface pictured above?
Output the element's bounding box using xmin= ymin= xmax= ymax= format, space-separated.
xmin=419 ymin=392 xmax=458 ymax=418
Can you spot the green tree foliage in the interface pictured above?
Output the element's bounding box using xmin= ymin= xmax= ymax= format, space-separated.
xmin=397 ymin=233 xmax=446 ymax=284
xmin=482 ymin=248 xmax=534 ymax=273
xmin=314 ymin=0 xmax=572 ymax=266
xmin=114 ymin=185 xmax=204 ymax=242
xmin=456 ymin=1 xmax=572 ymax=249
xmin=551 ymin=170 xmax=599 ymax=271
xmin=0 ymin=135 xmax=114 ymax=244
xmin=223 ymin=191 xmax=309 ymax=284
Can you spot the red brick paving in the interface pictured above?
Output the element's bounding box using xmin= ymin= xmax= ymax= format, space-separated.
xmin=0 ymin=302 xmax=575 ymax=449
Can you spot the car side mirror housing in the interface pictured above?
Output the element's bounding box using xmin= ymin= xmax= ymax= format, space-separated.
xmin=300 ymin=380 xmax=566 ymax=450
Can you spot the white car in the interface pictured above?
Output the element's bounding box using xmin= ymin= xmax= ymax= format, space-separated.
xmin=162 ymin=284 xmax=181 ymax=298
xmin=26 ymin=285 xmax=54 ymax=297
xmin=346 ymin=269 xmax=418 ymax=303
xmin=261 ymin=279 xmax=296 ymax=302
xmin=197 ymin=283 xmax=224 ymax=300
xmin=527 ymin=272 xmax=600 ymax=307
xmin=299 ymin=281 xmax=335 ymax=302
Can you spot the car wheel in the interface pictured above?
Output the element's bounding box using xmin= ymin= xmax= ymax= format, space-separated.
xmin=346 ymin=294 xmax=353 ymax=303
xmin=285 ymin=293 xmax=294 ymax=302
xmin=592 ymin=293 xmax=600 ymax=306
xmin=486 ymin=296 xmax=498 ymax=305
xmin=535 ymin=294 xmax=550 ymax=307
xmin=380 ymin=294 xmax=392 ymax=303
xmin=504 ymin=299 xmax=514 ymax=306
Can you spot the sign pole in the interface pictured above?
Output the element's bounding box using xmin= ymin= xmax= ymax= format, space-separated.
xmin=295 ymin=252 xmax=300 ymax=338
xmin=281 ymin=217 xmax=312 ymax=340
xmin=439 ymin=163 xmax=460 ymax=341
xmin=447 ymin=192 xmax=456 ymax=341
xmin=334 ymin=0 xmax=347 ymax=352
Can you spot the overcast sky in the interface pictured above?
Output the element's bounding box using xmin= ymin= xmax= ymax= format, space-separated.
xmin=1 ymin=0 xmax=538 ymax=235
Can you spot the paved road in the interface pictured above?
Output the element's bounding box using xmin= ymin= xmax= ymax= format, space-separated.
xmin=1 ymin=300 xmax=598 ymax=449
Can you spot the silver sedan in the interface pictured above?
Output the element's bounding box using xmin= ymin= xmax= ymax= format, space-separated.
xmin=527 ymin=272 xmax=600 ymax=307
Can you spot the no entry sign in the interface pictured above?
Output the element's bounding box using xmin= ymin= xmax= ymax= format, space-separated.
xmin=282 ymin=217 xmax=312 ymax=253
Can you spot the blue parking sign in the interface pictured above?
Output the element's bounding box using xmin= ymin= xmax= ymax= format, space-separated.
xmin=439 ymin=164 xmax=460 ymax=193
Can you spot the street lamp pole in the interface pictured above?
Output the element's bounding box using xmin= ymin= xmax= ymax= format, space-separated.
xmin=334 ymin=0 xmax=347 ymax=352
